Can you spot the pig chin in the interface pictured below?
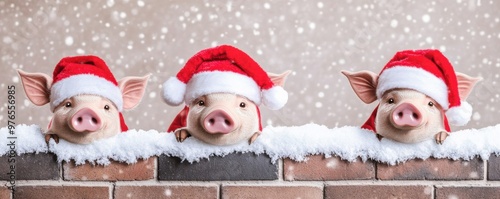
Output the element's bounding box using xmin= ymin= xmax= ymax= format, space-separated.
xmin=48 ymin=121 xmax=119 ymax=144
xmin=188 ymin=124 xmax=258 ymax=146
xmin=376 ymin=119 xmax=436 ymax=143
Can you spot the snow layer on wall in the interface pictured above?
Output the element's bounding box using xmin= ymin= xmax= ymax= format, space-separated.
xmin=0 ymin=125 xmax=49 ymax=155
xmin=1 ymin=123 xmax=500 ymax=165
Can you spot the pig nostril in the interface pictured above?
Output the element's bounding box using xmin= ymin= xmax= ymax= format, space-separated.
xmin=398 ymin=112 xmax=403 ymax=118
xmin=77 ymin=117 xmax=83 ymax=123
xmin=91 ymin=118 xmax=98 ymax=124
xmin=413 ymin=113 xmax=419 ymax=120
xmin=225 ymin=119 xmax=231 ymax=126
xmin=209 ymin=118 xmax=215 ymax=125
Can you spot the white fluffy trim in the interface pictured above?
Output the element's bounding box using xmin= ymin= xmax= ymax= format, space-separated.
xmin=446 ymin=101 xmax=473 ymax=126
xmin=377 ymin=66 xmax=449 ymax=109
xmin=262 ymin=86 xmax=288 ymax=110
xmin=50 ymin=74 xmax=123 ymax=111
xmin=162 ymin=77 xmax=186 ymax=106
xmin=185 ymin=71 xmax=261 ymax=105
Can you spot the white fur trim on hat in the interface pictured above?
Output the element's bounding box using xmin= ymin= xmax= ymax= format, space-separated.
xmin=162 ymin=77 xmax=186 ymax=106
xmin=262 ymin=86 xmax=288 ymax=110
xmin=446 ymin=101 xmax=472 ymax=126
xmin=50 ymin=74 xmax=123 ymax=111
xmin=184 ymin=71 xmax=261 ymax=105
xmin=377 ymin=66 xmax=449 ymax=109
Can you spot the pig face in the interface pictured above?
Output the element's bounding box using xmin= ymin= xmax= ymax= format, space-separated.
xmin=49 ymin=95 xmax=121 ymax=144
xmin=171 ymin=71 xmax=291 ymax=145
xmin=342 ymin=70 xmax=481 ymax=144
xmin=18 ymin=69 xmax=150 ymax=144
xmin=376 ymin=89 xmax=446 ymax=143
xmin=187 ymin=93 xmax=260 ymax=145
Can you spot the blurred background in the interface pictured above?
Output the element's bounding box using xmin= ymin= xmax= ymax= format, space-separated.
xmin=1 ymin=0 xmax=498 ymax=131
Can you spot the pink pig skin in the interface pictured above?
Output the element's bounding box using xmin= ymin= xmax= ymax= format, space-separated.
xmin=17 ymin=69 xmax=149 ymax=144
xmin=366 ymin=89 xmax=449 ymax=143
xmin=184 ymin=93 xmax=261 ymax=146
xmin=48 ymin=95 xmax=123 ymax=144
xmin=342 ymin=70 xmax=481 ymax=144
xmin=169 ymin=71 xmax=290 ymax=145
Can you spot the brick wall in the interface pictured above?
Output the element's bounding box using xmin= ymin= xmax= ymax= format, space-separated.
xmin=1 ymin=153 xmax=500 ymax=199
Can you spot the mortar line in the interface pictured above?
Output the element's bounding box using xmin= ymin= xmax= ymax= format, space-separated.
xmin=111 ymin=182 xmax=116 ymax=199
xmin=154 ymin=156 xmax=158 ymax=181
xmin=59 ymin=160 xmax=64 ymax=181
xmin=322 ymin=181 xmax=327 ymax=199
xmin=14 ymin=179 xmax=500 ymax=187
xmin=278 ymin=158 xmax=283 ymax=181
xmin=323 ymin=180 xmax=500 ymax=186
xmin=218 ymin=183 xmax=222 ymax=199
xmin=484 ymin=159 xmax=488 ymax=182
xmin=15 ymin=179 xmax=500 ymax=185
xmin=432 ymin=185 xmax=436 ymax=199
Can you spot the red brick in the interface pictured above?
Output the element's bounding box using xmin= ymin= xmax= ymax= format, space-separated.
xmin=222 ymin=185 xmax=322 ymax=199
xmin=15 ymin=186 xmax=109 ymax=199
xmin=284 ymin=155 xmax=375 ymax=181
xmin=377 ymin=158 xmax=483 ymax=180
xmin=0 ymin=186 xmax=11 ymax=199
xmin=436 ymin=187 xmax=500 ymax=199
xmin=63 ymin=157 xmax=155 ymax=181
xmin=115 ymin=185 xmax=218 ymax=199
xmin=326 ymin=185 xmax=432 ymax=199
xmin=487 ymin=155 xmax=500 ymax=180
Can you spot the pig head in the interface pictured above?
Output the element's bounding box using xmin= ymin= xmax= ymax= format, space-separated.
xmin=342 ymin=70 xmax=481 ymax=144
xmin=170 ymin=71 xmax=290 ymax=145
xmin=18 ymin=70 xmax=150 ymax=144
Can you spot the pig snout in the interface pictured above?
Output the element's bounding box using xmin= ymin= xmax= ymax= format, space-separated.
xmin=391 ymin=103 xmax=422 ymax=128
xmin=71 ymin=108 xmax=102 ymax=132
xmin=203 ymin=109 xmax=235 ymax=134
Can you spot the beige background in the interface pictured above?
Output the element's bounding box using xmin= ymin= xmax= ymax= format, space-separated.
xmin=1 ymin=0 xmax=498 ymax=132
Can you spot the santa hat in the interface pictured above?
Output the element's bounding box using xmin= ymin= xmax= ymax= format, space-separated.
xmin=50 ymin=55 xmax=128 ymax=131
xmin=375 ymin=49 xmax=472 ymax=127
xmin=162 ymin=45 xmax=288 ymax=110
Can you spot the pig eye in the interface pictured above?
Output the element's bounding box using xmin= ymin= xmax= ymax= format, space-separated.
xmin=104 ymin=105 xmax=110 ymax=110
xmin=239 ymin=102 xmax=246 ymax=108
xmin=387 ymin=98 xmax=395 ymax=104
xmin=65 ymin=102 xmax=72 ymax=107
xmin=197 ymin=100 xmax=205 ymax=106
xmin=428 ymin=101 xmax=434 ymax=107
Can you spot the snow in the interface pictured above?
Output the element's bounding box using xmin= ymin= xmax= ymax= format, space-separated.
xmin=2 ymin=123 xmax=500 ymax=165
xmin=0 ymin=124 xmax=49 ymax=155
xmin=4 ymin=1 xmax=496 ymax=133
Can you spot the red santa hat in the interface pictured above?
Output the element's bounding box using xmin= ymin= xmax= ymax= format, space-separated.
xmin=375 ymin=49 xmax=472 ymax=127
xmin=50 ymin=55 xmax=128 ymax=131
xmin=162 ymin=45 xmax=288 ymax=110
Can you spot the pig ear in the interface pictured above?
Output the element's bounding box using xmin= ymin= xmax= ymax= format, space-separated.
xmin=118 ymin=74 xmax=151 ymax=110
xmin=267 ymin=70 xmax=292 ymax=87
xmin=341 ymin=70 xmax=379 ymax=104
xmin=456 ymin=72 xmax=482 ymax=100
xmin=17 ymin=69 xmax=52 ymax=106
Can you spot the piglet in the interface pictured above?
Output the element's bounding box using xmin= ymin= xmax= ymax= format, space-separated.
xmin=342 ymin=49 xmax=481 ymax=144
xmin=18 ymin=56 xmax=149 ymax=144
xmin=162 ymin=45 xmax=290 ymax=146
xmin=168 ymin=72 xmax=290 ymax=145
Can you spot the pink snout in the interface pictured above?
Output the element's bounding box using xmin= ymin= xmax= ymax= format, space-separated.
xmin=71 ymin=108 xmax=101 ymax=132
xmin=392 ymin=103 xmax=422 ymax=127
xmin=203 ymin=109 xmax=235 ymax=134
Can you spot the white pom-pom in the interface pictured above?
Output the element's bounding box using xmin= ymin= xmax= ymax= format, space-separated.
xmin=262 ymin=86 xmax=288 ymax=110
xmin=446 ymin=101 xmax=473 ymax=126
xmin=162 ymin=77 xmax=186 ymax=106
